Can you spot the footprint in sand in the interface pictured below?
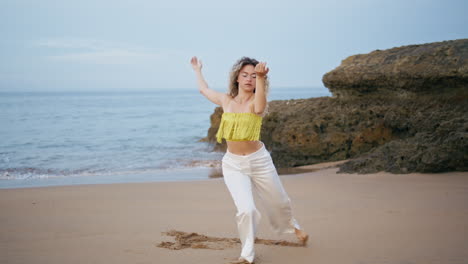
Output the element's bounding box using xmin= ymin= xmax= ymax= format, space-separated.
xmin=155 ymin=229 xmax=306 ymax=250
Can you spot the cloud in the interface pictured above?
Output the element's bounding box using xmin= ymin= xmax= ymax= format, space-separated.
xmin=48 ymin=49 xmax=161 ymax=65
xmin=35 ymin=38 xmax=110 ymax=50
xmin=35 ymin=38 xmax=164 ymax=65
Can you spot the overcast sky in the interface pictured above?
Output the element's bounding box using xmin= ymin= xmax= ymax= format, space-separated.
xmin=1 ymin=0 xmax=467 ymax=92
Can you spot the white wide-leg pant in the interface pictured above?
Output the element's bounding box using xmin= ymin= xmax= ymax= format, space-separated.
xmin=221 ymin=141 xmax=302 ymax=263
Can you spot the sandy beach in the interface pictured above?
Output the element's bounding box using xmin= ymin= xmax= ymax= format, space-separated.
xmin=1 ymin=164 xmax=468 ymax=264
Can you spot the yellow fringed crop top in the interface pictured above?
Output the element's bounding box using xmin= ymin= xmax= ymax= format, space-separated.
xmin=216 ymin=112 xmax=263 ymax=143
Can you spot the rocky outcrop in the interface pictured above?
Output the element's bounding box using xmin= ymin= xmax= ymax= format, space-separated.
xmin=202 ymin=39 xmax=468 ymax=174
xmin=333 ymin=93 xmax=467 ymax=173
xmin=323 ymin=39 xmax=468 ymax=98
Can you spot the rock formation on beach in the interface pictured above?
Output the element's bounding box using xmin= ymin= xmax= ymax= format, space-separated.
xmin=202 ymin=39 xmax=468 ymax=174
xmin=322 ymin=39 xmax=468 ymax=97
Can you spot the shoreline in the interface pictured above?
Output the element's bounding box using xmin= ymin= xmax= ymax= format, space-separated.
xmin=0 ymin=160 xmax=345 ymax=190
xmin=0 ymin=157 xmax=464 ymax=191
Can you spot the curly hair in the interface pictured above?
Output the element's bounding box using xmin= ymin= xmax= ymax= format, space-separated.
xmin=227 ymin=57 xmax=270 ymax=115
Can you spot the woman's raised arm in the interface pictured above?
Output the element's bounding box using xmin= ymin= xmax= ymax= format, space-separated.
xmin=253 ymin=62 xmax=269 ymax=115
xmin=190 ymin=56 xmax=227 ymax=106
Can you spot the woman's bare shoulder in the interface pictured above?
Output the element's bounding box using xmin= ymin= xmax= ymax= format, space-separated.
xmin=221 ymin=94 xmax=234 ymax=111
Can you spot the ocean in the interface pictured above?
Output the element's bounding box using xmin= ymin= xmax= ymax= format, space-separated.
xmin=0 ymin=87 xmax=331 ymax=189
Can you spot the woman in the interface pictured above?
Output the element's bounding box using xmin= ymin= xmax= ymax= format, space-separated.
xmin=190 ymin=56 xmax=308 ymax=264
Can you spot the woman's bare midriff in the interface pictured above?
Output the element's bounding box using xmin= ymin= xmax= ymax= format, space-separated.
xmin=226 ymin=140 xmax=263 ymax=155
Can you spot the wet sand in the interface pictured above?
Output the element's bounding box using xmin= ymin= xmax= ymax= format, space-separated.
xmin=1 ymin=163 xmax=467 ymax=264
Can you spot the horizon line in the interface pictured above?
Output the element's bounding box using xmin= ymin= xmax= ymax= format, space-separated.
xmin=0 ymin=86 xmax=330 ymax=93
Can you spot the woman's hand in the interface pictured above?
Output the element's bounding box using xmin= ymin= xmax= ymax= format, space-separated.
xmin=191 ymin=56 xmax=226 ymax=106
xmin=190 ymin=56 xmax=203 ymax=72
xmin=255 ymin=62 xmax=269 ymax=78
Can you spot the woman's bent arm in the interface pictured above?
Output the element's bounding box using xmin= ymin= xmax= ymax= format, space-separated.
xmin=191 ymin=56 xmax=227 ymax=106
xmin=253 ymin=62 xmax=269 ymax=115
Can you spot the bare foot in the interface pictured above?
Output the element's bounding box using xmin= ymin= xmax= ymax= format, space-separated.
xmin=229 ymin=258 xmax=254 ymax=264
xmin=295 ymin=228 xmax=309 ymax=246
